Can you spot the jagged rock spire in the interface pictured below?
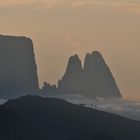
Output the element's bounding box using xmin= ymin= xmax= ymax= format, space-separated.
xmin=58 ymin=54 xmax=83 ymax=94
xmin=83 ymin=51 xmax=121 ymax=97
xmin=58 ymin=51 xmax=122 ymax=98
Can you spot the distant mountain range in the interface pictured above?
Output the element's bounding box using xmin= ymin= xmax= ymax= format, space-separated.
xmin=42 ymin=51 xmax=122 ymax=98
xmin=0 ymin=35 xmax=121 ymax=99
xmin=0 ymin=35 xmax=137 ymax=140
xmin=0 ymin=95 xmax=140 ymax=140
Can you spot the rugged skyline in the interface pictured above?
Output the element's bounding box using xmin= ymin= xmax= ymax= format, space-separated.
xmin=0 ymin=0 xmax=140 ymax=100
xmin=58 ymin=51 xmax=121 ymax=98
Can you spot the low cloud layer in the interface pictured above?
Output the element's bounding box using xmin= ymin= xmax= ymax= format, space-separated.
xmin=1 ymin=94 xmax=140 ymax=121
xmin=0 ymin=99 xmax=7 ymax=105
xmin=45 ymin=94 xmax=140 ymax=121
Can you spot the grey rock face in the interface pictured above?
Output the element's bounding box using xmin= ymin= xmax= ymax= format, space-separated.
xmin=58 ymin=55 xmax=83 ymax=94
xmin=83 ymin=51 xmax=121 ymax=97
xmin=0 ymin=35 xmax=39 ymax=98
xmin=40 ymin=82 xmax=59 ymax=95
xmin=58 ymin=51 xmax=122 ymax=98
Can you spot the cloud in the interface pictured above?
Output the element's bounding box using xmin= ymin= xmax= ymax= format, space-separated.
xmin=106 ymin=1 xmax=140 ymax=15
xmin=71 ymin=1 xmax=103 ymax=7
xmin=0 ymin=0 xmax=33 ymax=5
xmin=1 ymin=0 xmax=140 ymax=15
xmin=71 ymin=0 xmax=140 ymax=15
xmin=0 ymin=0 xmax=66 ymax=6
xmin=45 ymin=94 xmax=140 ymax=121
xmin=0 ymin=99 xmax=7 ymax=105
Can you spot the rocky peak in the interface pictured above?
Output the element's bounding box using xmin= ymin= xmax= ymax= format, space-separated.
xmin=58 ymin=54 xmax=83 ymax=94
xmin=65 ymin=54 xmax=82 ymax=76
xmin=58 ymin=51 xmax=122 ymax=98
xmin=84 ymin=51 xmax=106 ymax=73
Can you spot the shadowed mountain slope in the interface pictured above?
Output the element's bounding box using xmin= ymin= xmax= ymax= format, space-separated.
xmin=0 ymin=95 xmax=140 ymax=140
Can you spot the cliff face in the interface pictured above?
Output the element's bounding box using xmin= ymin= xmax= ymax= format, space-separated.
xmin=58 ymin=51 xmax=121 ymax=98
xmin=0 ymin=35 xmax=39 ymax=98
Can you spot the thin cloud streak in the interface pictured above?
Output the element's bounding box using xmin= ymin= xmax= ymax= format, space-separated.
xmin=1 ymin=0 xmax=140 ymax=14
xmin=72 ymin=1 xmax=140 ymax=15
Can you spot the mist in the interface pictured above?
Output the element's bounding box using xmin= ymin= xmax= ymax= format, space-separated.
xmin=44 ymin=94 xmax=140 ymax=121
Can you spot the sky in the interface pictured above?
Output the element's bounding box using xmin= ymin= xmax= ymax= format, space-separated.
xmin=0 ymin=0 xmax=140 ymax=100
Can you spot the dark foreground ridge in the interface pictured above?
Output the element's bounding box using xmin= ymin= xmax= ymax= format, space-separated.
xmin=42 ymin=51 xmax=122 ymax=98
xmin=0 ymin=35 xmax=39 ymax=99
xmin=0 ymin=95 xmax=140 ymax=140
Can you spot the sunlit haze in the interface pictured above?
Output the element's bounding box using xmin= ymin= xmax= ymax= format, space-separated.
xmin=0 ymin=0 xmax=140 ymax=100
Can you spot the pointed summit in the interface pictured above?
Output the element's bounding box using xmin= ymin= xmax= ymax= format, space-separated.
xmin=58 ymin=54 xmax=83 ymax=94
xmin=83 ymin=51 xmax=121 ymax=98
xmin=85 ymin=51 xmax=103 ymax=59
xmin=65 ymin=54 xmax=82 ymax=75
xmin=84 ymin=51 xmax=106 ymax=73
xmin=91 ymin=50 xmax=103 ymax=56
xmin=57 ymin=51 xmax=122 ymax=98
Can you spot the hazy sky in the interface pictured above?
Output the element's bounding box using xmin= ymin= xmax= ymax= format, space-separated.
xmin=0 ymin=0 xmax=140 ymax=100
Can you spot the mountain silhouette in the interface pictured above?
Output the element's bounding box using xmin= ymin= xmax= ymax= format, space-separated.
xmin=0 ymin=95 xmax=140 ymax=140
xmin=0 ymin=35 xmax=39 ymax=99
xmin=82 ymin=51 xmax=121 ymax=97
xmin=57 ymin=51 xmax=121 ymax=98
xmin=0 ymin=35 xmax=121 ymax=99
xmin=40 ymin=81 xmax=60 ymax=95
xmin=58 ymin=54 xmax=83 ymax=94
